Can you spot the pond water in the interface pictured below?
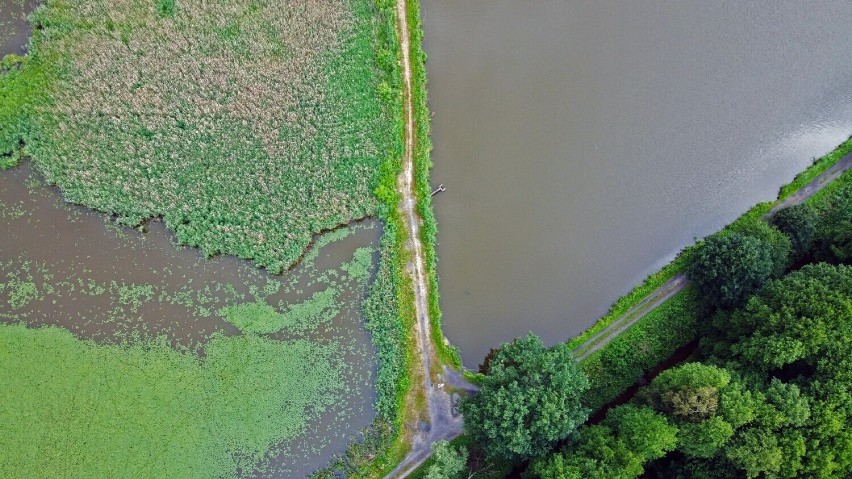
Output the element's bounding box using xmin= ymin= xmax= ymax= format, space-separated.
xmin=0 ymin=163 xmax=380 ymax=477
xmin=422 ymin=1 xmax=852 ymax=366
xmin=0 ymin=0 xmax=38 ymax=55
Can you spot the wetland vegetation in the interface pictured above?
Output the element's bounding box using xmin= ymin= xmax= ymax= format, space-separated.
xmin=0 ymin=0 xmax=427 ymax=476
xmin=2 ymin=0 xmax=393 ymax=273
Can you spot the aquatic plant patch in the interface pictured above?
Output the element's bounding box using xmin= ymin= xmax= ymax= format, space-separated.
xmin=3 ymin=0 xmax=393 ymax=273
xmin=0 ymin=167 xmax=384 ymax=476
xmin=0 ymin=323 xmax=342 ymax=478
xmin=220 ymin=289 xmax=338 ymax=335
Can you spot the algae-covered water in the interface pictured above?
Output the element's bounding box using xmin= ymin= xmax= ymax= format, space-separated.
xmin=0 ymin=163 xmax=381 ymax=478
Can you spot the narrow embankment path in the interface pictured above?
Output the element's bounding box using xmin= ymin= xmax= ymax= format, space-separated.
xmin=384 ymin=0 xmax=475 ymax=477
xmin=573 ymin=152 xmax=852 ymax=361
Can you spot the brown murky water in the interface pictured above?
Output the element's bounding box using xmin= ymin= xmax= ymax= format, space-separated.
xmin=0 ymin=0 xmax=38 ymax=55
xmin=423 ymin=1 xmax=852 ymax=365
xmin=0 ymin=164 xmax=381 ymax=477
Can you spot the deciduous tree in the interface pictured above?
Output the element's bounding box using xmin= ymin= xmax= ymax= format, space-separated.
xmin=425 ymin=441 xmax=468 ymax=479
xmin=770 ymin=203 xmax=819 ymax=258
xmin=461 ymin=333 xmax=589 ymax=462
xmin=688 ymin=231 xmax=782 ymax=309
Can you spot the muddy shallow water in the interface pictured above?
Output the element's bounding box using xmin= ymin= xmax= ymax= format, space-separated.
xmin=423 ymin=1 xmax=852 ymax=366
xmin=0 ymin=163 xmax=381 ymax=477
xmin=0 ymin=0 xmax=38 ymax=56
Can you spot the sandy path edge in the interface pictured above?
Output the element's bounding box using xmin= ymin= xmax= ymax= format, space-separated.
xmin=383 ymin=1 xmax=471 ymax=477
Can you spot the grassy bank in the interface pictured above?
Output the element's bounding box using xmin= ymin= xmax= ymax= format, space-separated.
xmin=779 ymin=137 xmax=852 ymax=199
xmin=405 ymin=0 xmax=462 ymax=369
xmin=577 ymin=137 xmax=852 ymax=410
xmin=568 ymin=137 xmax=852 ymax=353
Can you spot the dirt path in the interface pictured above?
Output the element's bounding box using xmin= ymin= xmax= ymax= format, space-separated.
xmin=384 ymin=0 xmax=850 ymax=473
xmin=383 ymin=1 xmax=472 ymax=477
xmin=573 ymin=272 xmax=688 ymax=361
xmin=573 ymin=152 xmax=852 ymax=362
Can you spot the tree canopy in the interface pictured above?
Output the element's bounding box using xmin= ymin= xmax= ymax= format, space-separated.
xmin=687 ymin=223 xmax=790 ymax=309
xmin=529 ymin=263 xmax=852 ymax=479
xmin=770 ymin=203 xmax=819 ymax=258
xmin=460 ymin=333 xmax=589 ymax=462
xmin=528 ymin=405 xmax=677 ymax=479
xmin=424 ymin=441 xmax=467 ymax=479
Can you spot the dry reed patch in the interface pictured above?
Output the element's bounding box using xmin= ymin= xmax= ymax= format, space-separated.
xmin=22 ymin=0 xmax=391 ymax=272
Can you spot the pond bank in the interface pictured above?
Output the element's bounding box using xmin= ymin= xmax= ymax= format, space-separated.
xmin=578 ymin=139 xmax=852 ymax=411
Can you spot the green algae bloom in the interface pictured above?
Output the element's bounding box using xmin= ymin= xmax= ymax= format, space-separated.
xmin=0 ymin=323 xmax=342 ymax=478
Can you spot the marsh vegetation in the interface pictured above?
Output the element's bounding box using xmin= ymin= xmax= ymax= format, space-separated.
xmin=3 ymin=0 xmax=395 ymax=273
xmin=0 ymin=0 xmax=412 ymax=475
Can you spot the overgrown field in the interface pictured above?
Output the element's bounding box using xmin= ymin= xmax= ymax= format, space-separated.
xmin=2 ymin=0 xmax=394 ymax=273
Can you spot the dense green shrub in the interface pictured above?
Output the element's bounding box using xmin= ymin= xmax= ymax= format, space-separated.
xmin=581 ymin=287 xmax=702 ymax=411
xmin=729 ymin=220 xmax=793 ymax=276
xmin=461 ymin=333 xmax=589 ymax=462
xmin=770 ymin=203 xmax=819 ymax=258
xmin=641 ymin=265 xmax=851 ymax=478
xmin=526 ymin=149 xmax=852 ymax=479
xmin=813 ymin=178 xmax=852 ymax=263
xmin=424 ymin=441 xmax=467 ymax=479
xmin=528 ymin=405 xmax=677 ymax=479
xmin=687 ymin=225 xmax=789 ymax=309
xmin=640 ymin=362 xmax=731 ymax=422
xmin=712 ymin=263 xmax=852 ymax=371
xmin=534 ymin=263 xmax=852 ymax=479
